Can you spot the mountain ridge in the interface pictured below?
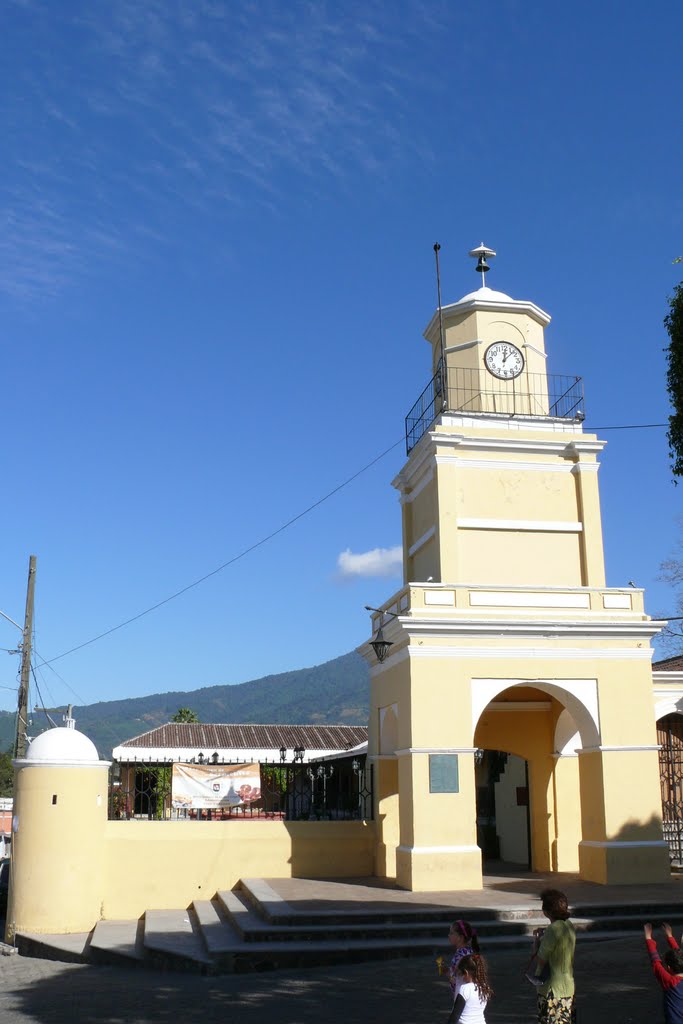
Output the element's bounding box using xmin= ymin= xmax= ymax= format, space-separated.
xmin=0 ymin=650 xmax=370 ymax=757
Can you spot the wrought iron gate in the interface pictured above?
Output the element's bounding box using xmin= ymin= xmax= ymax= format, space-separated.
xmin=658 ymin=715 xmax=683 ymax=865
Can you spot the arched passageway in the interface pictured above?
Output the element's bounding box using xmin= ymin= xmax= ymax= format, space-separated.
xmin=473 ymin=680 xmax=596 ymax=874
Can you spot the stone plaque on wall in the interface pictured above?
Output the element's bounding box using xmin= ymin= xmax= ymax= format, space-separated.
xmin=429 ymin=754 xmax=459 ymax=793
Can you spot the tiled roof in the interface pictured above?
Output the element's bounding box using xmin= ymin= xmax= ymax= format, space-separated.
xmin=653 ymin=655 xmax=683 ymax=672
xmin=120 ymin=723 xmax=368 ymax=750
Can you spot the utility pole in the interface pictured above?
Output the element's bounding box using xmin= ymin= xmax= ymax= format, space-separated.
xmin=14 ymin=555 xmax=37 ymax=760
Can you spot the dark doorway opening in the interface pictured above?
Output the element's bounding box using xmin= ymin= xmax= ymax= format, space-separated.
xmin=475 ymin=750 xmax=531 ymax=870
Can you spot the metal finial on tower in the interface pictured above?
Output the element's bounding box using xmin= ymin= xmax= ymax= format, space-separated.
xmin=468 ymin=242 xmax=497 ymax=279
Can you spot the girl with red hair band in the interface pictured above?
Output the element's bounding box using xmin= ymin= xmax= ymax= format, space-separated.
xmin=445 ymin=920 xmax=481 ymax=1001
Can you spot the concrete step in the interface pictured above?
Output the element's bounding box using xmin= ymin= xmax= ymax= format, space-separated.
xmin=193 ymin=898 xmax=242 ymax=954
xmin=219 ymin=888 xmax=541 ymax=942
xmin=143 ymin=909 xmax=213 ymax=973
xmin=16 ymin=930 xmax=91 ymax=964
xmin=89 ymin=919 xmax=145 ymax=966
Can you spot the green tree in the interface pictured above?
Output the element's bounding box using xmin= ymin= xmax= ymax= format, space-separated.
xmin=0 ymin=748 xmax=14 ymax=797
xmin=171 ymin=707 xmax=199 ymax=723
xmin=665 ymin=281 xmax=683 ymax=479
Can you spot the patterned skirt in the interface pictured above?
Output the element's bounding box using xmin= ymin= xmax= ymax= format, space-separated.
xmin=537 ymin=990 xmax=576 ymax=1024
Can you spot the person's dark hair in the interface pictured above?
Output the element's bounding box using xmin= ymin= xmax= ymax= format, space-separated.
xmin=457 ymin=954 xmax=493 ymax=1002
xmin=665 ymin=948 xmax=683 ymax=975
xmin=540 ymin=888 xmax=570 ymax=920
xmin=450 ymin=919 xmax=480 ymax=952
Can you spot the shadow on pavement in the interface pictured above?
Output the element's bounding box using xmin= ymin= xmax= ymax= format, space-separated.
xmin=0 ymin=934 xmax=662 ymax=1024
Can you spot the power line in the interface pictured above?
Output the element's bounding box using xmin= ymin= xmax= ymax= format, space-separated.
xmin=587 ymin=422 xmax=667 ymax=431
xmin=44 ymin=436 xmax=406 ymax=666
xmin=36 ymin=418 xmax=674 ymax=671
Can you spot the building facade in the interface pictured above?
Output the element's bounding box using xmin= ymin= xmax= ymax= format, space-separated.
xmin=360 ymin=246 xmax=670 ymax=891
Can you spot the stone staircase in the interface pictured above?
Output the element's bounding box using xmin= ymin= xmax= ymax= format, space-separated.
xmin=15 ymin=877 xmax=683 ymax=975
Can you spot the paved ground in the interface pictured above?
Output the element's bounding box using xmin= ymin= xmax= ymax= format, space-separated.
xmin=0 ymin=931 xmax=673 ymax=1024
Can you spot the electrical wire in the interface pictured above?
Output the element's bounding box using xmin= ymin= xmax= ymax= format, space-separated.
xmin=44 ymin=436 xmax=406 ymax=666
xmin=586 ymin=423 xmax=667 ymax=431
xmin=33 ymin=418 xmax=676 ymax=671
xmin=30 ymin=664 xmax=58 ymax=728
xmin=32 ymin=646 xmax=125 ymax=754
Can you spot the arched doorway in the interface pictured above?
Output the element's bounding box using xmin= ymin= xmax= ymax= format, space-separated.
xmin=473 ymin=679 xmax=599 ymax=874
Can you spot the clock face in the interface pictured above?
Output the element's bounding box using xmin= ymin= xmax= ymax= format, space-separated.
xmin=483 ymin=342 xmax=525 ymax=380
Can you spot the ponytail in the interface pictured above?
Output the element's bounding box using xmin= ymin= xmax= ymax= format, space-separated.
xmin=457 ymin=954 xmax=493 ymax=1003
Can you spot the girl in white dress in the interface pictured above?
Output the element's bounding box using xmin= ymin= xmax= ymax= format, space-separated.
xmin=449 ymin=954 xmax=493 ymax=1023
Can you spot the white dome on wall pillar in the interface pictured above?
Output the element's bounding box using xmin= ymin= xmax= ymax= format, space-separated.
xmin=7 ymin=725 xmax=110 ymax=941
xmin=14 ymin=726 xmax=110 ymax=768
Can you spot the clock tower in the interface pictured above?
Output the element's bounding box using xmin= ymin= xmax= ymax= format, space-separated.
xmin=360 ymin=245 xmax=669 ymax=891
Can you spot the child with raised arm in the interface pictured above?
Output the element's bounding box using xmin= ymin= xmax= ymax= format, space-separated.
xmin=644 ymin=922 xmax=683 ymax=1023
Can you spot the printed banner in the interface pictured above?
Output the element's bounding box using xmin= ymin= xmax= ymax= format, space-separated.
xmin=171 ymin=762 xmax=261 ymax=810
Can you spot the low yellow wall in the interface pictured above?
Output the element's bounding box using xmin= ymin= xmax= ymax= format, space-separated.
xmin=103 ymin=819 xmax=376 ymax=919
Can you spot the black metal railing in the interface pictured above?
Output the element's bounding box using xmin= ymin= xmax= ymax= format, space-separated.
xmin=108 ymin=759 xmax=373 ymax=823
xmin=405 ymin=365 xmax=584 ymax=453
xmin=659 ymin=716 xmax=683 ymax=865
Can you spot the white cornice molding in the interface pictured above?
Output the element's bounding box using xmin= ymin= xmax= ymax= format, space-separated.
xmin=398 ymin=467 xmax=434 ymax=503
xmin=430 ymin=432 xmax=606 ymax=458
xmin=423 ymin=296 xmax=552 ymax=339
xmin=577 ymin=745 xmax=660 ymax=754
xmin=566 ymin=440 xmax=606 ymax=456
xmin=394 ymin=418 xmax=603 ymax=490
xmin=403 ymin=618 xmax=664 ymax=640
xmin=653 ymin=672 xmax=683 ymax=683
xmin=437 ymin=457 xmax=573 ymax=473
xmin=439 ymin=413 xmax=584 ymax=435
xmin=393 ymin=443 xmax=435 ymax=491
xmin=407 ymin=644 xmax=654 ymax=660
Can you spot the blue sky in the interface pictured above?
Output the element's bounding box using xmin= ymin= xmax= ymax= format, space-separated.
xmin=0 ymin=0 xmax=681 ymax=715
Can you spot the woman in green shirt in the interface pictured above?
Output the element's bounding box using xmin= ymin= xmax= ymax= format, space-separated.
xmin=533 ymin=888 xmax=576 ymax=1024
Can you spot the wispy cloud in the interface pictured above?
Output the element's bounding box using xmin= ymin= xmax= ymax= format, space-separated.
xmin=337 ymin=545 xmax=402 ymax=579
xmin=0 ymin=1 xmax=444 ymax=299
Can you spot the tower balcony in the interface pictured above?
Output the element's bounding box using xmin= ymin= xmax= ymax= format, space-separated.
xmin=405 ymin=366 xmax=584 ymax=454
xmin=364 ymin=583 xmax=663 ymax=656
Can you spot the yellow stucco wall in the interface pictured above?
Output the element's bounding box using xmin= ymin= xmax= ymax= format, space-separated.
xmin=6 ymin=762 xmax=375 ymax=936
xmin=103 ymin=819 xmax=375 ymax=920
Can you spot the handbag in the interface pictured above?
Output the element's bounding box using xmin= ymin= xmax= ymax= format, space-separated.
xmin=525 ymin=953 xmax=551 ymax=987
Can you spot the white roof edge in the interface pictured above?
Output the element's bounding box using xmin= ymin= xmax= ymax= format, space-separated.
xmin=316 ymin=741 xmax=369 ymax=762
xmin=423 ymin=296 xmax=551 ymax=340
xmin=111 ymin=745 xmax=362 ymax=762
